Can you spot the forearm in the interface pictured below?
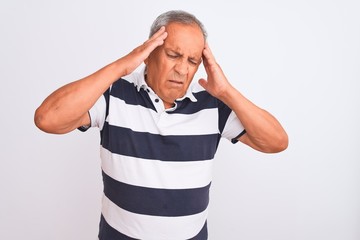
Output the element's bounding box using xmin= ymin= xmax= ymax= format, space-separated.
xmin=34 ymin=59 xmax=126 ymax=134
xmin=199 ymin=43 xmax=287 ymax=152
xmin=35 ymin=27 xmax=167 ymax=134
xmin=219 ymin=86 xmax=288 ymax=153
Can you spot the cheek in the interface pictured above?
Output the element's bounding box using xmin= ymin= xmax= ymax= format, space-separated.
xmin=188 ymin=66 xmax=199 ymax=79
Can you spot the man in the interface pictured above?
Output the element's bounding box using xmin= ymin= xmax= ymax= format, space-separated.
xmin=35 ymin=10 xmax=288 ymax=240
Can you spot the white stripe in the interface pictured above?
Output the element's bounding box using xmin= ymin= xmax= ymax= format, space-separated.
xmin=108 ymin=95 xmax=219 ymax=136
xmin=102 ymin=195 xmax=208 ymax=240
xmin=101 ymin=147 xmax=213 ymax=189
xmin=222 ymin=111 xmax=245 ymax=141
xmin=89 ymin=95 xmax=106 ymax=130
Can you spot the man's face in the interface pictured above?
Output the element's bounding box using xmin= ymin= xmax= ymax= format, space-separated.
xmin=145 ymin=22 xmax=205 ymax=108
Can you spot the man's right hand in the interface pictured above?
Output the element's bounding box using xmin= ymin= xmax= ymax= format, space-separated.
xmin=120 ymin=26 xmax=167 ymax=76
xmin=34 ymin=26 xmax=167 ymax=134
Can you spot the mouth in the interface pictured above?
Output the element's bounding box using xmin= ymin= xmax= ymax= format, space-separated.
xmin=168 ymin=80 xmax=183 ymax=86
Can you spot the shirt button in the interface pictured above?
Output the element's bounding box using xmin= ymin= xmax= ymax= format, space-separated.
xmin=155 ymin=98 xmax=159 ymax=103
xmin=146 ymin=89 xmax=150 ymax=93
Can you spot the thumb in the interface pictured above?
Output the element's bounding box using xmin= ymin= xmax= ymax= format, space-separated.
xmin=198 ymin=78 xmax=208 ymax=90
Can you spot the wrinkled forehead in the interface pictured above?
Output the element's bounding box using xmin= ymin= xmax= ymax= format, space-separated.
xmin=165 ymin=22 xmax=205 ymax=41
xmin=164 ymin=22 xmax=205 ymax=56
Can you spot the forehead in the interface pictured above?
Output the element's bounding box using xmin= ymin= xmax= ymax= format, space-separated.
xmin=163 ymin=22 xmax=205 ymax=56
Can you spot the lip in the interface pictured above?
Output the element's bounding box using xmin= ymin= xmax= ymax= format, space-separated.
xmin=168 ymin=80 xmax=183 ymax=85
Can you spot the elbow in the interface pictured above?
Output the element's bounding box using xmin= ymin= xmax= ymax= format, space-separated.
xmin=34 ymin=107 xmax=62 ymax=134
xmin=34 ymin=106 xmax=80 ymax=134
xmin=245 ymin=131 xmax=289 ymax=154
xmin=34 ymin=107 xmax=51 ymax=133
xmin=256 ymin=131 xmax=288 ymax=154
xmin=269 ymin=131 xmax=289 ymax=153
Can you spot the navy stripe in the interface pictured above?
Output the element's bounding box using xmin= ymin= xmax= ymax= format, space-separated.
xmin=110 ymin=78 xmax=156 ymax=111
xmin=100 ymin=88 xmax=111 ymax=145
xmin=101 ymin=123 xmax=219 ymax=161
xmin=99 ymin=214 xmax=138 ymax=240
xmin=99 ymin=215 xmax=208 ymax=240
xmin=172 ymin=90 xmax=233 ymax=134
xmin=104 ymin=88 xmax=110 ymax=118
xmin=171 ymin=91 xmax=217 ymax=114
xmin=103 ymin=171 xmax=210 ymax=217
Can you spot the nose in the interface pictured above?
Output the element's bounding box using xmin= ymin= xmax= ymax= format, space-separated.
xmin=174 ymin=59 xmax=189 ymax=76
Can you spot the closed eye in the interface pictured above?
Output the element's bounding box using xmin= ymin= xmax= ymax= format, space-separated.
xmin=189 ymin=60 xmax=197 ymax=65
xmin=188 ymin=58 xmax=200 ymax=66
xmin=167 ymin=53 xmax=179 ymax=59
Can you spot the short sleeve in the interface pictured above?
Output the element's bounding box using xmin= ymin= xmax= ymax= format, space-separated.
xmin=222 ymin=111 xmax=246 ymax=143
xmin=89 ymin=94 xmax=107 ymax=130
xmin=218 ymin=100 xmax=246 ymax=144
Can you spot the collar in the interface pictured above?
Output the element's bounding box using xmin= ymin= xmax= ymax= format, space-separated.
xmin=176 ymin=86 xmax=198 ymax=102
xmin=134 ymin=67 xmax=198 ymax=103
xmin=134 ymin=67 xmax=148 ymax=92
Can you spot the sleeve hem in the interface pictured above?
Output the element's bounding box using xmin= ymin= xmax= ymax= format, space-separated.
xmin=77 ymin=125 xmax=90 ymax=132
xmin=77 ymin=111 xmax=92 ymax=132
xmin=231 ymin=129 xmax=246 ymax=144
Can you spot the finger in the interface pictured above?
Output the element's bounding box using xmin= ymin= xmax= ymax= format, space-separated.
xmin=147 ymin=26 xmax=167 ymax=44
xmin=198 ymin=78 xmax=208 ymax=90
xmin=144 ymin=27 xmax=167 ymax=51
xmin=150 ymin=26 xmax=166 ymax=39
xmin=202 ymin=43 xmax=216 ymax=66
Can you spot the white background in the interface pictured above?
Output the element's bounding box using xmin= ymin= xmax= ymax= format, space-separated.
xmin=1 ymin=0 xmax=359 ymax=239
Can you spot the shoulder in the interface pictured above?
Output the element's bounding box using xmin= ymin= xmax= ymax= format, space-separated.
xmin=122 ymin=71 xmax=143 ymax=84
xmin=111 ymin=71 xmax=142 ymax=91
xmin=190 ymin=83 xmax=219 ymax=104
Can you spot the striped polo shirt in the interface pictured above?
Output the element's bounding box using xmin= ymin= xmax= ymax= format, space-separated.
xmin=86 ymin=68 xmax=245 ymax=240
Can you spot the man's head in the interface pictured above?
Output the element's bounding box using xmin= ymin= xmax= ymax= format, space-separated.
xmin=145 ymin=10 xmax=207 ymax=108
xmin=149 ymin=10 xmax=207 ymax=40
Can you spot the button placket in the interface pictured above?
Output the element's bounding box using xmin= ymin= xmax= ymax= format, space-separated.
xmin=147 ymin=91 xmax=164 ymax=112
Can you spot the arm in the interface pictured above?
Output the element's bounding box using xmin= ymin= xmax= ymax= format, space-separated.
xmin=34 ymin=27 xmax=168 ymax=134
xmin=199 ymin=43 xmax=288 ymax=153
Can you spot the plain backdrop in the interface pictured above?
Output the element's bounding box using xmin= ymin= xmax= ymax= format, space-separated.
xmin=1 ymin=0 xmax=359 ymax=239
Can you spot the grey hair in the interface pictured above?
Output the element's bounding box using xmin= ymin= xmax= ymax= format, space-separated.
xmin=149 ymin=10 xmax=207 ymax=40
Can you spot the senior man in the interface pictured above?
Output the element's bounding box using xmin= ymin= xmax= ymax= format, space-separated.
xmin=35 ymin=10 xmax=288 ymax=240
